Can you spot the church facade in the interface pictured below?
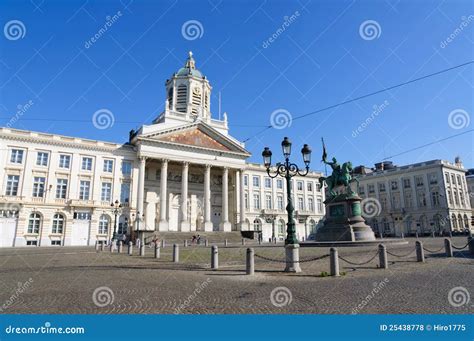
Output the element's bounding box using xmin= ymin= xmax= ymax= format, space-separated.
xmin=0 ymin=52 xmax=325 ymax=247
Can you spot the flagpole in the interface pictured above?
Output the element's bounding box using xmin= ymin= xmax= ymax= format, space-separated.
xmin=321 ymin=137 xmax=328 ymax=177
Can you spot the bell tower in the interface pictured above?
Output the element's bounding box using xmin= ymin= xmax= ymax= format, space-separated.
xmin=164 ymin=51 xmax=212 ymax=123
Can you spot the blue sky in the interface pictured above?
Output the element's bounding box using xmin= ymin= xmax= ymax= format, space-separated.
xmin=0 ymin=0 xmax=473 ymax=172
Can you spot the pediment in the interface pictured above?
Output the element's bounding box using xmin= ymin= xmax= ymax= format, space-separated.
xmin=158 ymin=127 xmax=231 ymax=151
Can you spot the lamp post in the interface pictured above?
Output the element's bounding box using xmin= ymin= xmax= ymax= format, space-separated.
xmin=262 ymin=137 xmax=311 ymax=272
xmin=132 ymin=212 xmax=144 ymax=244
xmin=111 ymin=200 xmax=122 ymax=243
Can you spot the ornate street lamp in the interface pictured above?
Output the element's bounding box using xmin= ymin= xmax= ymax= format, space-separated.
xmin=262 ymin=137 xmax=312 ymax=272
xmin=111 ymin=200 xmax=122 ymax=243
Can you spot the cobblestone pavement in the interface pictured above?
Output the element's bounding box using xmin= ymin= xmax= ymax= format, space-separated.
xmin=0 ymin=237 xmax=472 ymax=314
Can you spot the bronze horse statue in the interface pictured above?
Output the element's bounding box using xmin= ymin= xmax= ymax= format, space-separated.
xmin=319 ymin=160 xmax=358 ymax=196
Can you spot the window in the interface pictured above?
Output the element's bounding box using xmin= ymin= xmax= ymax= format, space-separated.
xmin=122 ymin=161 xmax=132 ymax=176
xmin=429 ymin=173 xmax=438 ymax=185
xmin=431 ymin=191 xmax=440 ymax=207
xmin=297 ymin=181 xmax=303 ymax=191
xmin=73 ymin=212 xmax=91 ymax=220
xmin=277 ymin=195 xmax=284 ymax=210
xmin=445 ymin=173 xmax=450 ymax=184
xmin=405 ymin=192 xmax=413 ymax=208
xmin=307 ymin=182 xmax=313 ymax=192
xmin=298 ymin=197 xmax=304 ymax=210
xmin=391 ymin=181 xmax=398 ymax=190
xmin=316 ymin=183 xmax=321 ymax=191
xmin=359 ymin=185 xmax=365 ymax=195
xmin=56 ymin=179 xmax=68 ymax=199
xmin=52 ymin=213 xmax=64 ymax=234
xmin=79 ymin=180 xmax=91 ymax=200
xmin=103 ymin=159 xmax=114 ymax=173
xmin=59 ymin=154 xmax=70 ymax=169
xmin=451 ymin=174 xmax=455 ymax=184
xmin=98 ymin=215 xmax=110 ymax=234
xmin=244 ymin=193 xmax=249 ymax=209
xmin=51 ymin=240 xmax=61 ymax=246
xmin=418 ymin=192 xmax=427 ymax=207
xmin=253 ymin=219 xmax=262 ymax=231
xmin=5 ymin=175 xmax=19 ymax=196
xmin=101 ymin=182 xmax=112 ymax=202
xmin=32 ymin=177 xmax=46 ymax=198
xmin=278 ymin=220 xmax=285 ymax=236
xmin=403 ymin=178 xmax=411 ymax=189
xmin=36 ymin=152 xmax=49 ymax=166
xmin=252 ymin=176 xmax=260 ymax=187
xmin=453 ymin=190 xmax=459 ymax=205
xmin=317 ymin=198 xmax=323 ymax=213
xmin=378 ymin=183 xmax=386 ymax=192
xmin=460 ymin=191 xmax=465 ymax=207
xmin=415 ymin=176 xmax=424 ymax=187
xmin=447 ymin=190 xmax=453 ymax=205
xmin=276 ymin=179 xmax=283 ymax=189
xmin=28 ymin=213 xmax=41 ymax=234
xmin=243 ymin=175 xmax=248 ymax=186
xmin=264 ymin=177 xmax=272 ymax=188
xmin=456 ymin=175 xmax=461 ymax=186
xmin=368 ymin=184 xmax=375 ymax=193
xmin=120 ymin=183 xmax=130 ymax=203
xmin=176 ymin=84 xmax=188 ymax=113
xmin=253 ymin=194 xmax=260 ymax=210
xmin=82 ymin=157 xmax=93 ymax=171
xmin=308 ymin=197 xmax=314 ymax=211
xmin=10 ymin=149 xmax=24 ymax=164
xmin=265 ymin=194 xmax=272 ymax=209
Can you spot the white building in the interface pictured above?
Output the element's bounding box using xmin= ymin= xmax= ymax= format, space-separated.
xmin=0 ymin=52 xmax=325 ymax=247
xmin=356 ymin=158 xmax=472 ymax=237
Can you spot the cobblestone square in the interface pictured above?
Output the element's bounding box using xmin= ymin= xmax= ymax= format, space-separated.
xmin=0 ymin=237 xmax=472 ymax=314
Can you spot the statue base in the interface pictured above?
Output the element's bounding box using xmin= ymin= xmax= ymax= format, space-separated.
xmin=315 ymin=193 xmax=375 ymax=242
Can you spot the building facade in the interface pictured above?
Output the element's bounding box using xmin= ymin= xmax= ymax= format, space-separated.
xmin=0 ymin=52 xmax=325 ymax=247
xmin=356 ymin=158 xmax=472 ymax=237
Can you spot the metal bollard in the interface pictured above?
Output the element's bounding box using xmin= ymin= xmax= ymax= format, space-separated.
xmin=274 ymin=238 xmax=277 ymax=244
xmin=101 ymin=242 xmax=105 ymax=252
xmin=205 ymin=239 xmax=209 ymax=247
xmin=401 ymin=232 xmax=404 ymax=239
xmin=95 ymin=241 xmax=99 ymax=251
xmin=140 ymin=244 xmax=145 ymax=257
xmin=118 ymin=241 xmax=123 ymax=253
xmin=109 ymin=242 xmax=114 ymax=253
xmin=432 ymin=231 xmax=435 ymax=238
xmin=330 ymin=247 xmax=339 ymax=276
xmin=415 ymin=232 xmax=419 ymax=239
xmin=449 ymin=231 xmax=452 ymax=238
xmin=415 ymin=241 xmax=425 ymax=262
xmin=246 ymin=248 xmax=254 ymax=275
xmin=211 ymin=245 xmax=218 ymax=270
xmin=224 ymin=239 xmax=228 ymax=247
xmin=378 ymin=244 xmax=388 ymax=269
xmin=184 ymin=239 xmax=188 ymax=247
xmin=173 ymin=244 xmax=179 ymax=263
xmin=128 ymin=241 xmax=133 ymax=255
xmin=154 ymin=245 xmax=160 ymax=259
xmin=242 ymin=238 xmax=246 ymax=246
xmin=161 ymin=239 xmax=166 ymax=248
xmin=444 ymin=238 xmax=453 ymax=257
xmin=468 ymin=236 xmax=474 ymax=255
xmin=258 ymin=238 xmax=261 ymax=245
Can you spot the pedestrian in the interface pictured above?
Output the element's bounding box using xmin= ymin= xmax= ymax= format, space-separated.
xmin=197 ymin=234 xmax=201 ymax=245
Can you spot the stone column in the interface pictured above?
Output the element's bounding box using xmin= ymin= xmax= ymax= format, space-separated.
xmin=158 ymin=159 xmax=169 ymax=231
xmin=203 ymin=164 xmax=213 ymax=231
xmin=180 ymin=162 xmax=190 ymax=232
xmin=235 ymin=170 xmax=241 ymax=225
xmin=239 ymin=170 xmax=248 ymax=230
xmin=220 ymin=167 xmax=231 ymax=231
xmin=137 ymin=157 xmax=146 ymax=231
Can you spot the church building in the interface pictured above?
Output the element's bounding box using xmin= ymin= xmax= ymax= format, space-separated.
xmin=0 ymin=52 xmax=325 ymax=247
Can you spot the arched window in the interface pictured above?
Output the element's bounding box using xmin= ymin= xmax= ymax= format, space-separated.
xmin=118 ymin=215 xmax=129 ymax=235
xmin=176 ymin=84 xmax=187 ymax=113
xmin=451 ymin=214 xmax=457 ymax=230
xmin=168 ymin=87 xmax=173 ymax=109
xmin=99 ymin=215 xmax=110 ymax=235
xmin=52 ymin=213 xmax=64 ymax=234
xmin=253 ymin=218 xmax=261 ymax=231
xmin=309 ymin=219 xmax=316 ymax=234
xmin=28 ymin=213 xmax=41 ymax=234
xmin=458 ymin=214 xmax=463 ymax=231
xmin=463 ymin=215 xmax=469 ymax=229
xmin=278 ymin=219 xmax=285 ymax=236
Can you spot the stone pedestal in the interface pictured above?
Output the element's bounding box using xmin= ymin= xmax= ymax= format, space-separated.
xmin=315 ymin=193 xmax=375 ymax=242
xmin=284 ymin=244 xmax=302 ymax=273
